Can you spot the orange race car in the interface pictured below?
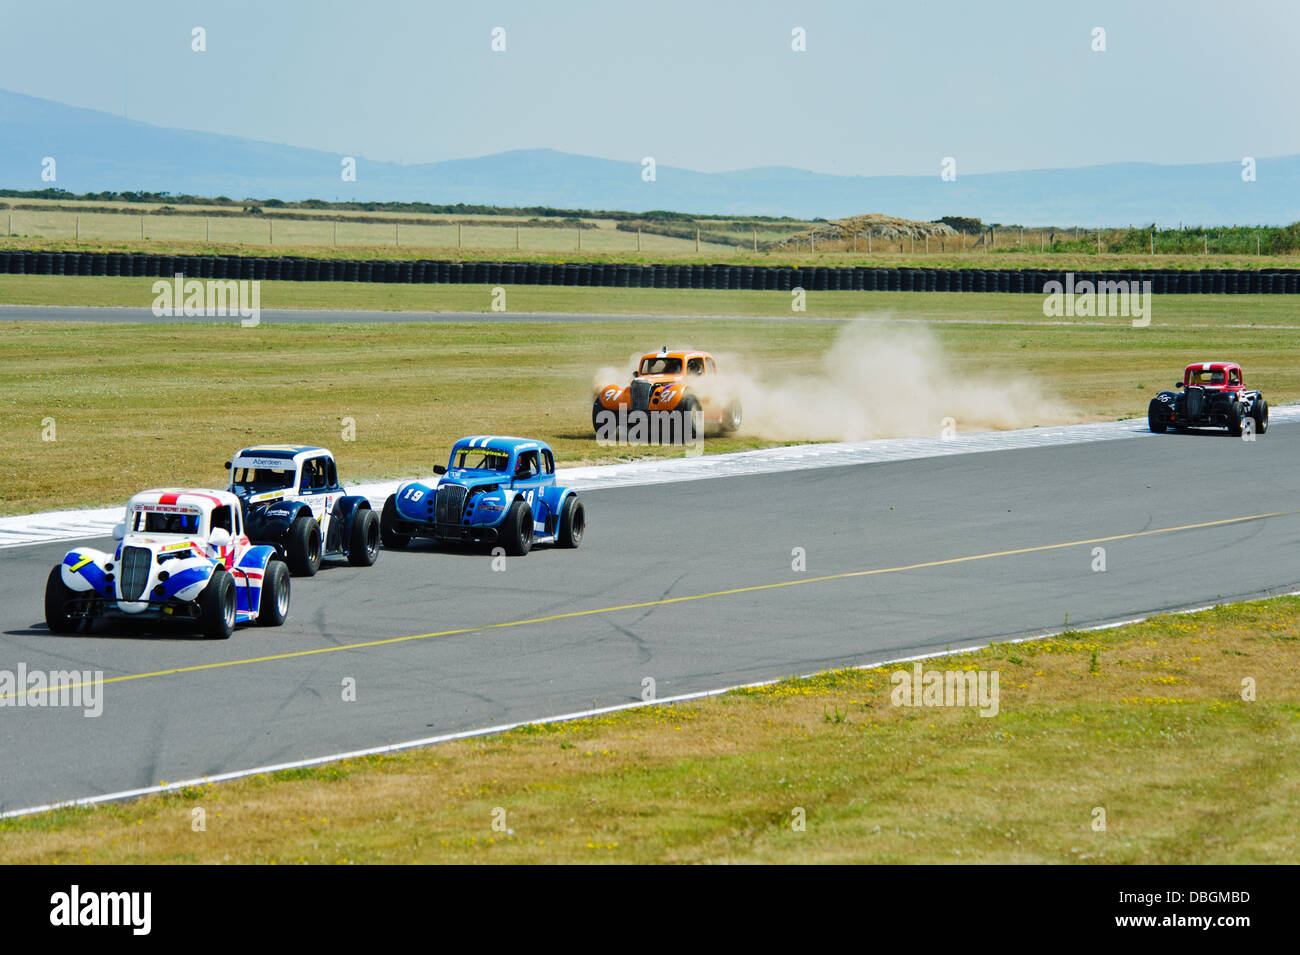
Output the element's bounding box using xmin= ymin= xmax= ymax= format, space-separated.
xmin=592 ymin=347 xmax=743 ymax=437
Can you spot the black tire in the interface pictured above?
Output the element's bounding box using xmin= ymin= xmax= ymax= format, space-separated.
xmin=1225 ymin=401 xmax=1243 ymax=437
xmin=256 ymin=560 xmax=290 ymax=627
xmin=719 ymin=399 xmax=742 ymax=434
xmin=558 ymin=496 xmax=585 ymax=548
xmin=44 ymin=565 xmax=77 ymax=634
xmin=592 ymin=400 xmax=613 ymax=437
xmin=286 ymin=513 xmax=322 ymax=576
xmin=502 ymin=498 xmax=533 ymax=556
xmin=380 ymin=496 xmax=410 ymax=549
xmin=1252 ymin=397 xmax=1269 ymax=435
xmin=677 ymin=395 xmax=702 ymax=444
xmin=199 ymin=568 xmax=236 ymax=640
xmin=347 ymin=508 xmax=380 ymax=566
xmin=1147 ymin=399 xmax=1169 ymax=434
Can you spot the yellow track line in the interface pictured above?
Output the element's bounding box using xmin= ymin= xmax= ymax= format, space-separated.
xmin=8 ymin=507 xmax=1298 ymax=701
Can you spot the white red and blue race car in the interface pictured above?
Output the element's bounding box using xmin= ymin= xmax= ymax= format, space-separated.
xmin=380 ymin=436 xmax=585 ymax=555
xmin=43 ymin=488 xmax=290 ymax=639
xmin=225 ymin=445 xmax=380 ymax=576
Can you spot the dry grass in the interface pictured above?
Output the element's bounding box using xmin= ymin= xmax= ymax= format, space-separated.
xmin=3 ymin=224 xmax=1297 ymax=270
xmin=3 ymin=597 xmax=1297 ymax=863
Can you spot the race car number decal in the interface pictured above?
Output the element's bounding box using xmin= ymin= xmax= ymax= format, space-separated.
xmin=403 ymin=489 xmax=424 ymax=502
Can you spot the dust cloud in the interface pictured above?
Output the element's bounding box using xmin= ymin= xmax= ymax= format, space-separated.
xmin=594 ymin=320 xmax=1075 ymax=441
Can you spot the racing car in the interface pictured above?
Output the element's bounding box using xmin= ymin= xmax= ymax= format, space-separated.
xmin=380 ymin=436 xmax=584 ymax=555
xmin=592 ymin=347 xmax=742 ymax=438
xmin=43 ymin=488 xmax=290 ymax=639
xmin=1148 ymin=361 xmax=1268 ymax=436
xmin=225 ymin=445 xmax=380 ymax=576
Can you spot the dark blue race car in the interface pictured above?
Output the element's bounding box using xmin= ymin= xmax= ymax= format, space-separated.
xmin=380 ymin=436 xmax=585 ymax=555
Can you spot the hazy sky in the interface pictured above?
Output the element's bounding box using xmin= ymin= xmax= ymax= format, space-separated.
xmin=1 ymin=0 xmax=1296 ymax=176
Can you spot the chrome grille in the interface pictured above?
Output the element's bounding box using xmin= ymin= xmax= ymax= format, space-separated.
xmin=121 ymin=545 xmax=151 ymax=601
xmin=631 ymin=378 xmax=653 ymax=412
xmin=435 ymin=485 xmax=469 ymax=524
xmin=1185 ymin=386 xmax=1205 ymax=419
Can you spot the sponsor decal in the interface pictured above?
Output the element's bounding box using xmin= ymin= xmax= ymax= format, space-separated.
xmin=233 ymin=457 xmax=295 ymax=470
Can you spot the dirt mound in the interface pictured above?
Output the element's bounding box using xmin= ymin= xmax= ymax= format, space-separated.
xmin=772 ymin=214 xmax=958 ymax=250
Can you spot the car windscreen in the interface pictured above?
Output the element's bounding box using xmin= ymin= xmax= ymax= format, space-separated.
xmin=133 ymin=509 xmax=201 ymax=534
xmin=232 ymin=466 xmax=295 ymax=491
xmin=454 ymin=450 xmax=510 ymax=472
xmin=640 ymin=357 xmax=682 ymax=375
xmin=1188 ymin=370 xmax=1226 ymax=386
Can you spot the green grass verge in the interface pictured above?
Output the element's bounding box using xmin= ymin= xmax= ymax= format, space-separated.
xmin=3 ymin=596 xmax=1296 ymax=863
xmin=4 ymin=273 xmax=1300 ymax=324
xmin=2 ymin=280 xmax=1297 ymax=515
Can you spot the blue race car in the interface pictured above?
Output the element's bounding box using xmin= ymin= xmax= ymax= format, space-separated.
xmin=380 ymin=436 xmax=585 ymax=555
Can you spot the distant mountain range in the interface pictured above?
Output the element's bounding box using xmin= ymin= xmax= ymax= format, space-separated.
xmin=2 ymin=89 xmax=1296 ymax=226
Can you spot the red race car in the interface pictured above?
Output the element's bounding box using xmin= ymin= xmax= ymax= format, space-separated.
xmin=1148 ymin=361 xmax=1268 ymax=436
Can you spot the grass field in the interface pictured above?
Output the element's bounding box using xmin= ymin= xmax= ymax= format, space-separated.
xmin=3 ymin=595 xmax=1296 ymax=863
xmin=2 ymin=279 xmax=1298 ymax=515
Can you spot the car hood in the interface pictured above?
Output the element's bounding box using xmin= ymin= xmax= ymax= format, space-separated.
xmin=633 ymin=374 xmax=685 ymax=386
xmin=230 ymin=486 xmax=294 ymax=504
xmin=121 ymin=534 xmax=205 ymax=552
xmin=441 ymin=471 xmax=508 ymax=490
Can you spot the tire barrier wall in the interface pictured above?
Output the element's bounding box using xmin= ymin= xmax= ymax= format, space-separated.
xmin=1 ymin=251 xmax=1297 ymax=294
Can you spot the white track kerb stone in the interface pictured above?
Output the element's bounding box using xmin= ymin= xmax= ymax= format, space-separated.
xmin=3 ymin=409 xmax=1297 ymax=549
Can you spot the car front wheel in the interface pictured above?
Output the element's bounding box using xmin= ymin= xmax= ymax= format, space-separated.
xmin=287 ymin=514 xmax=322 ymax=576
xmin=44 ymin=565 xmax=78 ymax=634
xmin=1225 ymin=401 xmax=1243 ymax=437
xmin=380 ymin=497 xmax=411 ymax=549
xmin=1147 ymin=399 xmax=1169 ymax=434
xmin=199 ymin=568 xmax=236 ymax=639
xmin=502 ymin=498 xmax=534 ymax=556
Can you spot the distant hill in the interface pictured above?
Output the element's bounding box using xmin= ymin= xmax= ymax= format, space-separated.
xmin=2 ymin=89 xmax=1297 ymax=226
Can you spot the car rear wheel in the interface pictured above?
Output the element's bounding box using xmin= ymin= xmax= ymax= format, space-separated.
xmin=44 ymin=565 xmax=78 ymax=634
xmin=558 ymin=496 xmax=585 ymax=548
xmin=1147 ymin=399 xmax=1169 ymax=434
xmin=348 ymin=508 xmax=381 ymax=566
xmin=380 ymin=496 xmax=410 ymax=549
xmin=199 ymin=568 xmax=236 ymax=640
xmin=257 ymin=560 xmax=290 ymax=626
xmin=503 ymin=498 xmax=534 ymax=556
xmin=287 ymin=514 xmax=322 ymax=576
xmin=1252 ymin=398 xmax=1269 ymax=435
xmin=720 ymin=399 xmax=742 ymax=434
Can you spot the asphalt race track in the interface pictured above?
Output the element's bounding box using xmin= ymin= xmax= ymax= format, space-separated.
xmin=2 ymin=425 xmax=1298 ymax=811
